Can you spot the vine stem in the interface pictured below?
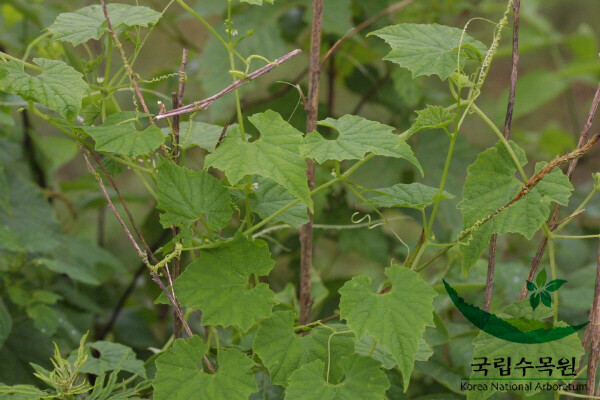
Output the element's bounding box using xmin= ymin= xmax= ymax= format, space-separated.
xmin=520 ymin=80 xmax=600 ymax=300
xmin=485 ymin=0 xmax=521 ymax=312
xmin=415 ymin=132 xmax=600 ymax=272
xmin=80 ymin=147 xmax=215 ymax=373
xmin=156 ymin=49 xmax=301 ymax=120
xmin=299 ymin=0 xmax=324 ymax=326
xmin=99 ymin=0 xmax=155 ymax=130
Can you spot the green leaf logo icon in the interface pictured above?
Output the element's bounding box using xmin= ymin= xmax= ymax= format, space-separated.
xmin=526 ymin=269 xmax=567 ymax=310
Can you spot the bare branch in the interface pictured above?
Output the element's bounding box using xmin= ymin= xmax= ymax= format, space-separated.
xmin=156 ymin=49 xmax=302 ymax=120
xmin=81 ymin=146 xmax=215 ymax=373
xmin=299 ymin=0 xmax=323 ymax=326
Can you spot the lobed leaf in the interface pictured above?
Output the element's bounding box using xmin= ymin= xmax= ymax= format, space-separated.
xmin=205 ymin=110 xmax=312 ymax=209
xmin=81 ymin=123 xmax=164 ymax=156
xmin=284 ymin=356 xmax=389 ymax=400
xmin=302 ymin=115 xmax=423 ymax=175
xmin=171 ymin=235 xmax=275 ymax=331
xmin=48 ymin=4 xmax=161 ymax=46
xmin=0 ymin=58 xmax=88 ymax=121
xmin=404 ymin=105 xmax=456 ymax=139
xmin=369 ymin=23 xmax=487 ymax=80
xmin=253 ymin=311 xmax=355 ymax=386
xmin=459 ymin=141 xmax=574 ymax=275
xmin=153 ymin=336 xmax=256 ymax=400
xmin=339 ymin=265 xmax=437 ymax=389
xmin=156 ymin=161 xmax=232 ymax=230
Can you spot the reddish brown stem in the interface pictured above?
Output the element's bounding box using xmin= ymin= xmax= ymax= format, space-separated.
xmin=585 ymin=241 xmax=600 ymax=398
xmin=299 ymin=0 xmax=323 ymax=326
xmin=519 ymin=81 xmax=600 ymax=300
xmin=485 ymin=0 xmax=520 ymax=312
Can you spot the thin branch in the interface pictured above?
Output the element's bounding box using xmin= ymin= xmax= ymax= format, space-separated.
xmin=585 ymin=240 xmax=600 ymax=398
xmin=236 ymin=0 xmax=413 ymax=115
xmin=321 ymin=0 xmax=413 ymax=64
xmin=519 ymin=81 xmax=600 ymax=300
xmin=155 ymin=49 xmax=302 ymax=120
xmin=170 ymin=49 xmax=187 ymax=339
xmin=80 ymin=147 xmax=215 ymax=373
xmin=485 ymin=0 xmax=520 ymax=312
xmin=99 ymin=0 xmax=154 ymax=127
xmin=299 ymin=0 xmax=323 ymax=326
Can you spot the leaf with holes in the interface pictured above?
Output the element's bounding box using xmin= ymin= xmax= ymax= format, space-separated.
xmin=339 ymin=265 xmax=436 ymax=389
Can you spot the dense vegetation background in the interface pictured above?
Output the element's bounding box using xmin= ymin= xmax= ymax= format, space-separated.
xmin=1 ymin=0 xmax=600 ymax=399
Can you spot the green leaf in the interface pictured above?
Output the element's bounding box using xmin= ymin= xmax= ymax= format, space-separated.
xmin=81 ymin=123 xmax=164 ymax=156
xmin=251 ymin=177 xmax=309 ymax=228
xmin=0 ymin=161 xmax=9 ymax=213
xmin=0 ymin=59 xmax=88 ymax=121
xmin=173 ymin=120 xmax=223 ymax=151
xmin=48 ymin=4 xmax=161 ymax=46
xmin=365 ymin=183 xmax=454 ymax=211
xmin=369 ymin=23 xmax=487 ymax=80
xmin=156 ymin=161 xmax=232 ymax=230
xmin=526 ymin=280 xmax=537 ymax=292
xmin=545 ymin=279 xmax=567 ymax=292
xmin=205 ymin=110 xmax=312 ymax=209
xmin=0 ymin=299 xmax=12 ymax=350
xmin=467 ymin=303 xmax=584 ymax=400
xmin=355 ymin=335 xmax=396 ymax=369
xmin=534 ymin=162 xmax=574 ymax=206
xmin=302 ymin=115 xmax=423 ymax=175
xmin=26 ymin=304 xmax=57 ymax=336
xmin=284 ymin=356 xmax=389 ymax=400
xmin=0 ymin=173 xmax=61 ymax=253
xmin=404 ymin=105 xmax=456 ymax=139
xmin=529 ymin=292 xmax=540 ymax=310
xmin=36 ymin=258 xmax=100 ymax=285
xmin=253 ymin=311 xmax=355 ymax=386
xmin=536 ymin=268 xmax=547 ymax=288
xmin=339 ymin=265 xmax=437 ymax=389
xmin=458 ymin=141 xmax=574 ymax=275
xmin=540 ymin=290 xmax=552 ymax=308
xmin=172 ymin=235 xmax=275 ymax=331
xmin=71 ymin=341 xmax=146 ymax=378
xmin=153 ymin=336 xmax=256 ymax=400
xmin=0 ymin=384 xmax=44 ymax=399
